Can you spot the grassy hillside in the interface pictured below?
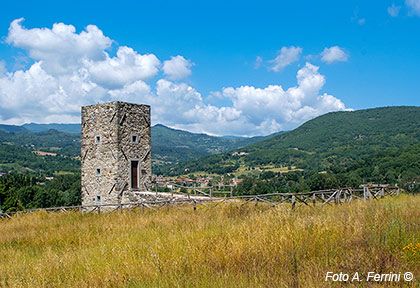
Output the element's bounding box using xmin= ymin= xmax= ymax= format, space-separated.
xmin=1 ymin=195 xmax=419 ymax=287
xmin=165 ymin=106 xmax=420 ymax=175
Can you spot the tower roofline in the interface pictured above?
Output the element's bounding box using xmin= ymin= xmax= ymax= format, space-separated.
xmin=82 ymin=101 xmax=150 ymax=109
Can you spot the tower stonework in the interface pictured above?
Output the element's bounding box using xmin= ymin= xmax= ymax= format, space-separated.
xmin=81 ymin=101 xmax=151 ymax=207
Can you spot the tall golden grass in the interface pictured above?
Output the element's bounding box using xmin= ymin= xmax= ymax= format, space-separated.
xmin=1 ymin=195 xmax=420 ymax=287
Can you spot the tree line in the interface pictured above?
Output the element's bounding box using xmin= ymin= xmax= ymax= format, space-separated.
xmin=1 ymin=144 xmax=419 ymax=212
xmin=0 ymin=173 xmax=81 ymax=212
xmin=234 ymin=145 xmax=420 ymax=195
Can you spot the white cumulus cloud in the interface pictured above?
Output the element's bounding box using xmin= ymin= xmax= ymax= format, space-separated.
xmin=106 ymin=63 xmax=348 ymax=136
xmin=269 ymin=46 xmax=302 ymax=72
xmin=215 ymin=63 xmax=347 ymax=135
xmin=85 ymin=46 xmax=160 ymax=89
xmin=108 ymin=80 xmax=153 ymax=103
xmin=320 ymin=46 xmax=349 ymax=64
xmin=0 ymin=19 xmax=161 ymax=124
xmin=158 ymin=63 xmax=348 ymax=136
xmin=162 ymin=55 xmax=193 ymax=80
xmin=0 ymin=62 xmax=95 ymax=124
xmin=0 ymin=19 xmax=349 ymax=136
xmin=6 ymin=18 xmax=112 ymax=75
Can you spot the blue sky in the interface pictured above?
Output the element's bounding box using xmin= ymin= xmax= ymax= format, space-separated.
xmin=0 ymin=0 xmax=419 ymax=136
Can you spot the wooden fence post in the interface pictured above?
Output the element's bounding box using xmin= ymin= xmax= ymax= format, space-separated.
xmin=335 ymin=190 xmax=340 ymax=204
xmin=0 ymin=184 xmax=402 ymax=219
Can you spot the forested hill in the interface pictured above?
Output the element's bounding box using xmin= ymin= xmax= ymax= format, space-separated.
xmin=163 ymin=106 xmax=420 ymax=175
xmin=0 ymin=124 xmax=28 ymax=133
xmin=151 ymin=124 xmax=278 ymax=166
xmin=0 ymin=129 xmax=81 ymax=156
xmin=0 ymin=123 xmax=279 ymax=173
xmin=245 ymin=106 xmax=420 ymax=165
xmin=0 ymin=129 xmax=81 ymax=175
xmin=0 ymin=123 xmax=81 ymax=134
xmin=22 ymin=123 xmax=81 ymax=134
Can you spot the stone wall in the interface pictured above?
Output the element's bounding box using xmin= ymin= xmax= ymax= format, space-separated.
xmin=81 ymin=101 xmax=151 ymax=207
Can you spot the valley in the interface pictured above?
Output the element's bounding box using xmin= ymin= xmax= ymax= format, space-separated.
xmin=1 ymin=106 xmax=420 ymax=212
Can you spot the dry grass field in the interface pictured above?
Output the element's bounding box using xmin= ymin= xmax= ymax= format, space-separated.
xmin=1 ymin=195 xmax=420 ymax=287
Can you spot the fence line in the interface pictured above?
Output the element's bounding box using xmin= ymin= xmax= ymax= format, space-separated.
xmin=161 ymin=182 xmax=234 ymax=198
xmin=0 ymin=184 xmax=401 ymax=219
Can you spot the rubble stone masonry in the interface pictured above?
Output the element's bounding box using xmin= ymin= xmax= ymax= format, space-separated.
xmin=81 ymin=102 xmax=151 ymax=207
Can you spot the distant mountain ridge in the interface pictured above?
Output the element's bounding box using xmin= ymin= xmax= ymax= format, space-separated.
xmin=2 ymin=106 xmax=420 ymax=177
xmin=163 ymin=106 xmax=420 ymax=175
xmin=22 ymin=123 xmax=81 ymax=134
xmin=150 ymin=124 xmax=278 ymax=167
xmin=0 ymin=122 xmax=279 ymax=172
xmin=0 ymin=123 xmax=82 ymax=134
xmin=0 ymin=124 xmax=28 ymax=133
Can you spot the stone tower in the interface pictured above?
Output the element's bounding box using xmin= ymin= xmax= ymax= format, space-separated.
xmin=81 ymin=101 xmax=151 ymax=207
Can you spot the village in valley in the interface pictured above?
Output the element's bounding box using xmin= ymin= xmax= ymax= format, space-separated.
xmin=153 ymin=174 xmax=243 ymax=189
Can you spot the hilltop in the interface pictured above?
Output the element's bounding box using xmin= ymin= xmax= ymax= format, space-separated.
xmin=22 ymin=123 xmax=81 ymax=134
xmin=2 ymin=106 xmax=420 ymax=178
xmin=0 ymin=123 xmax=278 ymax=174
xmin=151 ymin=124 xmax=277 ymax=167
xmin=164 ymin=106 xmax=420 ymax=175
